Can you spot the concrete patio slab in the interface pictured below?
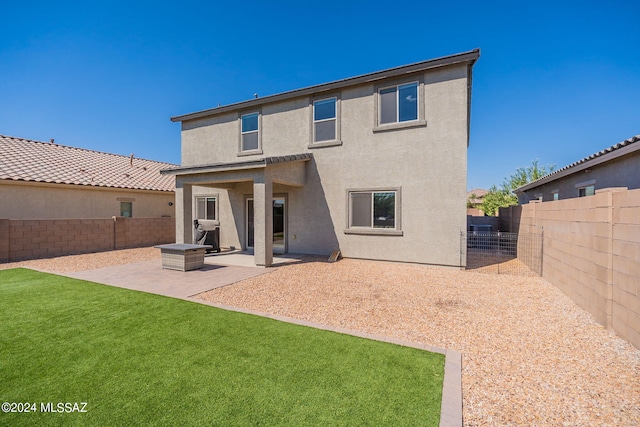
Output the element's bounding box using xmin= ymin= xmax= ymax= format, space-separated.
xmin=204 ymin=250 xmax=305 ymax=267
xmin=65 ymin=258 xmax=269 ymax=299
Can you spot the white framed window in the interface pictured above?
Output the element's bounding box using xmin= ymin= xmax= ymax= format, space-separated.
xmin=346 ymin=189 xmax=403 ymax=236
xmin=552 ymin=190 xmax=559 ymax=201
xmin=240 ymin=112 xmax=260 ymax=153
xmin=379 ymin=82 xmax=418 ymax=125
xmin=313 ymin=97 xmax=337 ymax=142
xmin=195 ymin=196 xmax=217 ymax=220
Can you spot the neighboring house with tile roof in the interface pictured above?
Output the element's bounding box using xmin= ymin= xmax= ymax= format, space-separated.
xmin=515 ymin=134 xmax=640 ymax=204
xmin=467 ymin=188 xmax=487 ymax=215
xmin=0 ymin=135 xmax=177 ymax=219
xmin=163 ymin=49 xmax=480 ymax=267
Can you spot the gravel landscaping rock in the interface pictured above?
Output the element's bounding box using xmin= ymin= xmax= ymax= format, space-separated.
xmin=3 ymin=250 xmax=638 ymax=425
xmin=0 ymin=247 xmax=160 ymax=273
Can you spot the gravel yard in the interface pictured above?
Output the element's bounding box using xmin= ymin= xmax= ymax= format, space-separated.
xmin=0 ymin=247 xmax=160 ymax=273
xmin=3 ymin=248 xmax=639 ymax=425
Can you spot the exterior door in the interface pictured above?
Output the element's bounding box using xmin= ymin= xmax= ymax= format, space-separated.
xmin=246 ymin=197 xmax=286 ymax=254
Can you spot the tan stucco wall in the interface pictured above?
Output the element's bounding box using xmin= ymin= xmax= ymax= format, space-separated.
xmin=178 ymin=63 xmax=471 ymax=267
xmin=0 ymin=181 xmax=175 ymax=219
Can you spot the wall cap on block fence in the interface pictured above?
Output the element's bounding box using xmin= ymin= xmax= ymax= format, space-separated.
xmin=595 ymin=187 xmax=628 ymax=194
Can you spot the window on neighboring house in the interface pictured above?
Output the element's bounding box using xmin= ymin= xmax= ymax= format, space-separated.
xmin=552 ymin=190 xmax=559 ymax=201
xmin=578 ymin=185 xmax=595 ymax=197
xmin=349 ymin=191 xmax=396 ymax=229
xmin=196 ymin=197 xmax=216 ymax=220
xmin=120 ymin=202 xmax=133 ymax=218
xmin=313 ymin=97 xmax=337 ymax=142
xmin=240 ymin=112 xmax=260 ymax=152
xmin=379 ymin=82 xmax=418 ymax=125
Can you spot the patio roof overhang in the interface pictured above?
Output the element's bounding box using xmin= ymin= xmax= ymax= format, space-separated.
xmin=166 ymin=154 xmax=313 ymax=267
xmin=161 ymin=153 xmax=312 ymax=188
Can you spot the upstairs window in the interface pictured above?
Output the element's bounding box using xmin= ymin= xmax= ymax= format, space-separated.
xmin=241 ymin=112 xmax=260 ymax=152
xmin=196 ymin=197 xmax=216 ymax=220
xmin=379 ymin=82 xmax=418 ymax=125
xmin=313 ymin=97 xmax=337 ymax=142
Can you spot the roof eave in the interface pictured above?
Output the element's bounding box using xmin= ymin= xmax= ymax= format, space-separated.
xmin=161 ymin=153 xmax=313 ymax=176
xmin=515 ymin=139 xmax=640 ymax=193
xmin=170 ymin=49 xmax=480 ymax=123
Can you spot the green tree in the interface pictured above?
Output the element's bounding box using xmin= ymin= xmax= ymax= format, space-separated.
xmin=482 ymin=160 xmax=555 ymax=215
xmin=481 ymin=185 xmax=516 ymax=216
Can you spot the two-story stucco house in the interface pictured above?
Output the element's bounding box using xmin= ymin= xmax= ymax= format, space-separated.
xmin=163 ymin=49 xmax=480 ymax=267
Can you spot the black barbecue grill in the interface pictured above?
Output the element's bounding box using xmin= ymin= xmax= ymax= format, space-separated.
xmin=193 ymin=219 xmax=220 ymax=253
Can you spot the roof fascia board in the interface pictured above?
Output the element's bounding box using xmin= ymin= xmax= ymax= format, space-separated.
xmin=161 ymin=160 xmax=267 ymax=176
xmin=161 ymin=153 xmax=313 ymax=176
xmin=171 ymin=49 xmax=480 ymax=123
xmin=515 ymin=141 xmax=640 ymax=193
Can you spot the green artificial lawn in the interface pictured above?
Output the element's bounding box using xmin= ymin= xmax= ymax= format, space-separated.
xmin=0 ymin=268 xmax=444 ymax=426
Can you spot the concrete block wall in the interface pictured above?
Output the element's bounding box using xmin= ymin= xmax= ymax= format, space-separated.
xmin=611 ymin=189 xmax=640 ymax=347
xmin=117 ymin=217 xmax=177 ymax=249
xmin=0 ymin=217 xmax=175 ymax=262
xmin=510 ymin=188 xmax=639 ymax=349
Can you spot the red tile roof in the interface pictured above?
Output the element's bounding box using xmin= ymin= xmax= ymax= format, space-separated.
xmin=0 ymin=135 xmax=177 ymax=192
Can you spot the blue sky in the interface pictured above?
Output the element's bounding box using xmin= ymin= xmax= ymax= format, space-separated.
xmin=1 ymin=0 xmax=638 ymax=190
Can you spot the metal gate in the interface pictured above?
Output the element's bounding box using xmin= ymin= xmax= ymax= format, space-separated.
xmin=462 ymin=230 xmax=543 ymax=276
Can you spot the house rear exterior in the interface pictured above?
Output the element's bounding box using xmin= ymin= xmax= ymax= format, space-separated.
xmin=164 ymin=50 xmax=480 ymax=267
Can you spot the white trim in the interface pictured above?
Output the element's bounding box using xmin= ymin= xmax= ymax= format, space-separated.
xmin=346 ymin=189 xmax=400 ymax=232
xmin=310 ymin=95 xmax=341 ymax=146
xmin=194 ymin=195 xmax=218 ymax=220
xmin=377 ymin=81 xmax=419 ymax=125
xmin=239 ymin=111 xmax=261 ymax=153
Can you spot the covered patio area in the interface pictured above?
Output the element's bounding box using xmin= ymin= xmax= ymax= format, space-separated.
xmin=162 ymin=154 xmax=312 ymax=267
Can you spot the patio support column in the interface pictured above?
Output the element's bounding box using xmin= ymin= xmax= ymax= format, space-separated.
xmin=253 ymin=173 xmax=273 ymax=267
xmin=175 ymin=180 xmax=193 ymax=244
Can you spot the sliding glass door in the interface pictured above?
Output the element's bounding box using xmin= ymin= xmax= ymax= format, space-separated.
xmin=246 ymin=197 xmax=286 ymax=254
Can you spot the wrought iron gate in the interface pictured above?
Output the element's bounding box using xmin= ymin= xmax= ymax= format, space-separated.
xmin=462 ymin=229 xmax=543 ymax=276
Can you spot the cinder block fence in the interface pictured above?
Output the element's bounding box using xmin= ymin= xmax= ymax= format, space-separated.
xmin=500 ymin=188 xmax=640 ymax=350
xmin=0 ymin=217 xmax=175 ymax=262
